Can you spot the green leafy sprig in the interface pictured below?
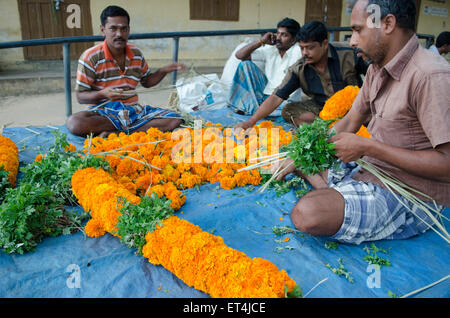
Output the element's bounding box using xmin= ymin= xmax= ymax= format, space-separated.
xmin=260 ymin=174 xmax=310 ymax=197
xmin=114 ymin=194 xmax=175 ymax=255
xmin=0 ymin=166 xmax=10 ymax=203
xmin=285 ymin=118 xmax=339 ymax=176
xmin=0 ymin=182 xmax=85 ymax=254
xmin=363 ymin=243 xmax=391 ymax=267
xmin=325 ymin=258 xmax=354 ymax=283
xmin=20 ymin=131 xmax=109 ymax=205
xmin=0 ymin=131 xmax=109 ymax=254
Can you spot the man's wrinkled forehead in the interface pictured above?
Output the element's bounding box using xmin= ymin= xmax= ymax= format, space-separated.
xmin=104 ymin=16 xmax=129 ymax=27
xmin=351 ymin=0 xmax=370 ymax=27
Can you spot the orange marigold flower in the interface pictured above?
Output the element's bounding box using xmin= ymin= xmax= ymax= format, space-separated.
xmin=149 ymin=184 xmax=165 ymax=198
xmin=320 ymin=85 xmax=360 ymax=120
xmin=0 ymin=134 xmax=19 ymax=187
xmin=356 ymin=125 xmax=371 ymax=138
xmin=34 ymin=154 xmax=44 ymax=162
xmin=84 ymin=218 xmax=106 ymax=237
xmin=220 ymin=176 xmax=236 ymax=190
xmin=64 ymin=144 xmax=76 ymax=152
xmin=258 ymin=120 xmax=274 ymax=129
xmin=319 ymin=86 xmax=371 ymax=138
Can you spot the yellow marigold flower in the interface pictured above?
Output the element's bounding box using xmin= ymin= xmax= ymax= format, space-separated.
xmin=149 ymin=184 xmax=165 ymax=198
xmin=258 ymin=120 xmax=274 ymax=129
xmin=234 ymin=145 xmax=246 ymax=162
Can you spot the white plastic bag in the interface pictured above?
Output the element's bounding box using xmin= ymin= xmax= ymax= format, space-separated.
xmin=200 ymin=82 xmax=228 ymax=110
xmin=176 ymin=74 xmax=227 ymax=112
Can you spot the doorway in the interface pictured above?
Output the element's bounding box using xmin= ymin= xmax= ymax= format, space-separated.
xmin=18 ymin=0 xmax=94 ymax=60
xmin=305 ymin=0 xmax=343 ymax=41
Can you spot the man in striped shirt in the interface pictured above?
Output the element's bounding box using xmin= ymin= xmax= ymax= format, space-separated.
xmin=66 ymin=6 xmax=186 ymax=138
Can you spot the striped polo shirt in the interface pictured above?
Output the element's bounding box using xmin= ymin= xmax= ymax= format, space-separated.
xmin=75 ymin=40 xmax=151 ymax=105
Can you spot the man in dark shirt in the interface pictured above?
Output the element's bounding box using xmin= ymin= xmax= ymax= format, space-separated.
xmin=235 ymin=21 xmax=367 ymax=129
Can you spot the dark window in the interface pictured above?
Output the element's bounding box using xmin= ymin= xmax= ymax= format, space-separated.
xmin=190 ymin=0 xmax=239 ymax=21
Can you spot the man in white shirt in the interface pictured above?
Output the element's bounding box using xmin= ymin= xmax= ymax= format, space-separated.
xmin=429 ymin=31 xmax=450 ymax=56
xmin=228 ymin=18 xmax=302 ymax=116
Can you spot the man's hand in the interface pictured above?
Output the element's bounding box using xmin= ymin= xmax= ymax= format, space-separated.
xmin=261 ymin=32 xmax=276 ymax=46
xmin=330 ymin=132 xmax=369 ymax=162
xmin=142 ymin=62 xmax=187 ymax=88
xmin=271 ymin=157 xmax=296 ymax=181
xmin=234 ymin=120 xmax=254 ymax=130
xmin=160 ymin=62 xmax=187 ymax=74
xmin=99 ymin=87 xmax=124 ymax=101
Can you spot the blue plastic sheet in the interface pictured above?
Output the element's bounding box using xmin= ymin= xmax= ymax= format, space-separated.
xmin=1 ymin=109 xmax=449 ymax=298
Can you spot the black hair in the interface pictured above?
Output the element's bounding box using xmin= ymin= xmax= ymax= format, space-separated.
xmin=436 ymin=31 xmax=450 ymax=48
xmin=296 ymin=21 xmax=328 ymax=44
xmin=364 ymin=0 xmax=416 ymax=31
xmin=277 ymin=18 xmax=301 ymax=38
xmin=100 ymin=5 xmax=130 ymax=26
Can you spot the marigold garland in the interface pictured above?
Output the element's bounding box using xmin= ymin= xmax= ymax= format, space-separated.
xmin=71 ymin=167 xmax=141 ymax=236
xmin=319 ymin=85 xmax=371 ymax=138
xmin=71 ymin=166 xmax=299 ymax=298
xmin=142 ymin=215 xmax=297 ymax=298
xmin=0 ymin=134 xmax=19 ymax=187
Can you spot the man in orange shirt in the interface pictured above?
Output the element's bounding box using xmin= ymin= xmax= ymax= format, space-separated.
xmin=66 ymin=6 xmax=186 ymax=138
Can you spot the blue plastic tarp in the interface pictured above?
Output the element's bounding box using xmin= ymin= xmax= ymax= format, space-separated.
xmin=1 ymin=108 xmax=449 ymax=298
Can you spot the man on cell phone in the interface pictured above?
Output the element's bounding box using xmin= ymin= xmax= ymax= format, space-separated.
xmin=235 ymin=21 xmax=368 ymax=130
xmin=227 ymin=17 xmax=302 ymax=116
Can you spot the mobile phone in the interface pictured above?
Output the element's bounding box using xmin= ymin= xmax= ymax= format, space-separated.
xmin=271 ymin=33 xmax=277 ymax=45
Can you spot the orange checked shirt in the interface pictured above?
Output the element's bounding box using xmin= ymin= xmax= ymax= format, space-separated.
xmin=75 ymin=40 xmax=151 ymax=105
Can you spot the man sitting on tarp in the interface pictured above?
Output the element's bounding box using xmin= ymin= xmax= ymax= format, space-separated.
xmin=66 ymin=5 xmax=186 ymax=138
xmin=235 ymin=21 xmax=368 ymax=129
xmin=276 ymin=0 xmax=450 ymax=245
xmin=228 ymin=17 xmax=302 ymax=117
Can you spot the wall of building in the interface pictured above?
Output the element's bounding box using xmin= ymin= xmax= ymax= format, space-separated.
xmin=0 ymin=0 xmax=24 ymax=64
xmin=88 ymin=0 xmax=307 ymax=67
xmin=417 ymin=0 xmax=449 ymax=39
xmin=0 ymin=0 xmax=448 ymax=67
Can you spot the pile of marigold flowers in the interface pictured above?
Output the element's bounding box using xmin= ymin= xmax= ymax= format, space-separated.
xmin=0 ymin=134 xmax=19 ymax=187
xmin=82 ymin=121 xmax=292 ymax=195
xmin=319 ymin=85 xmax=371 ymax=138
